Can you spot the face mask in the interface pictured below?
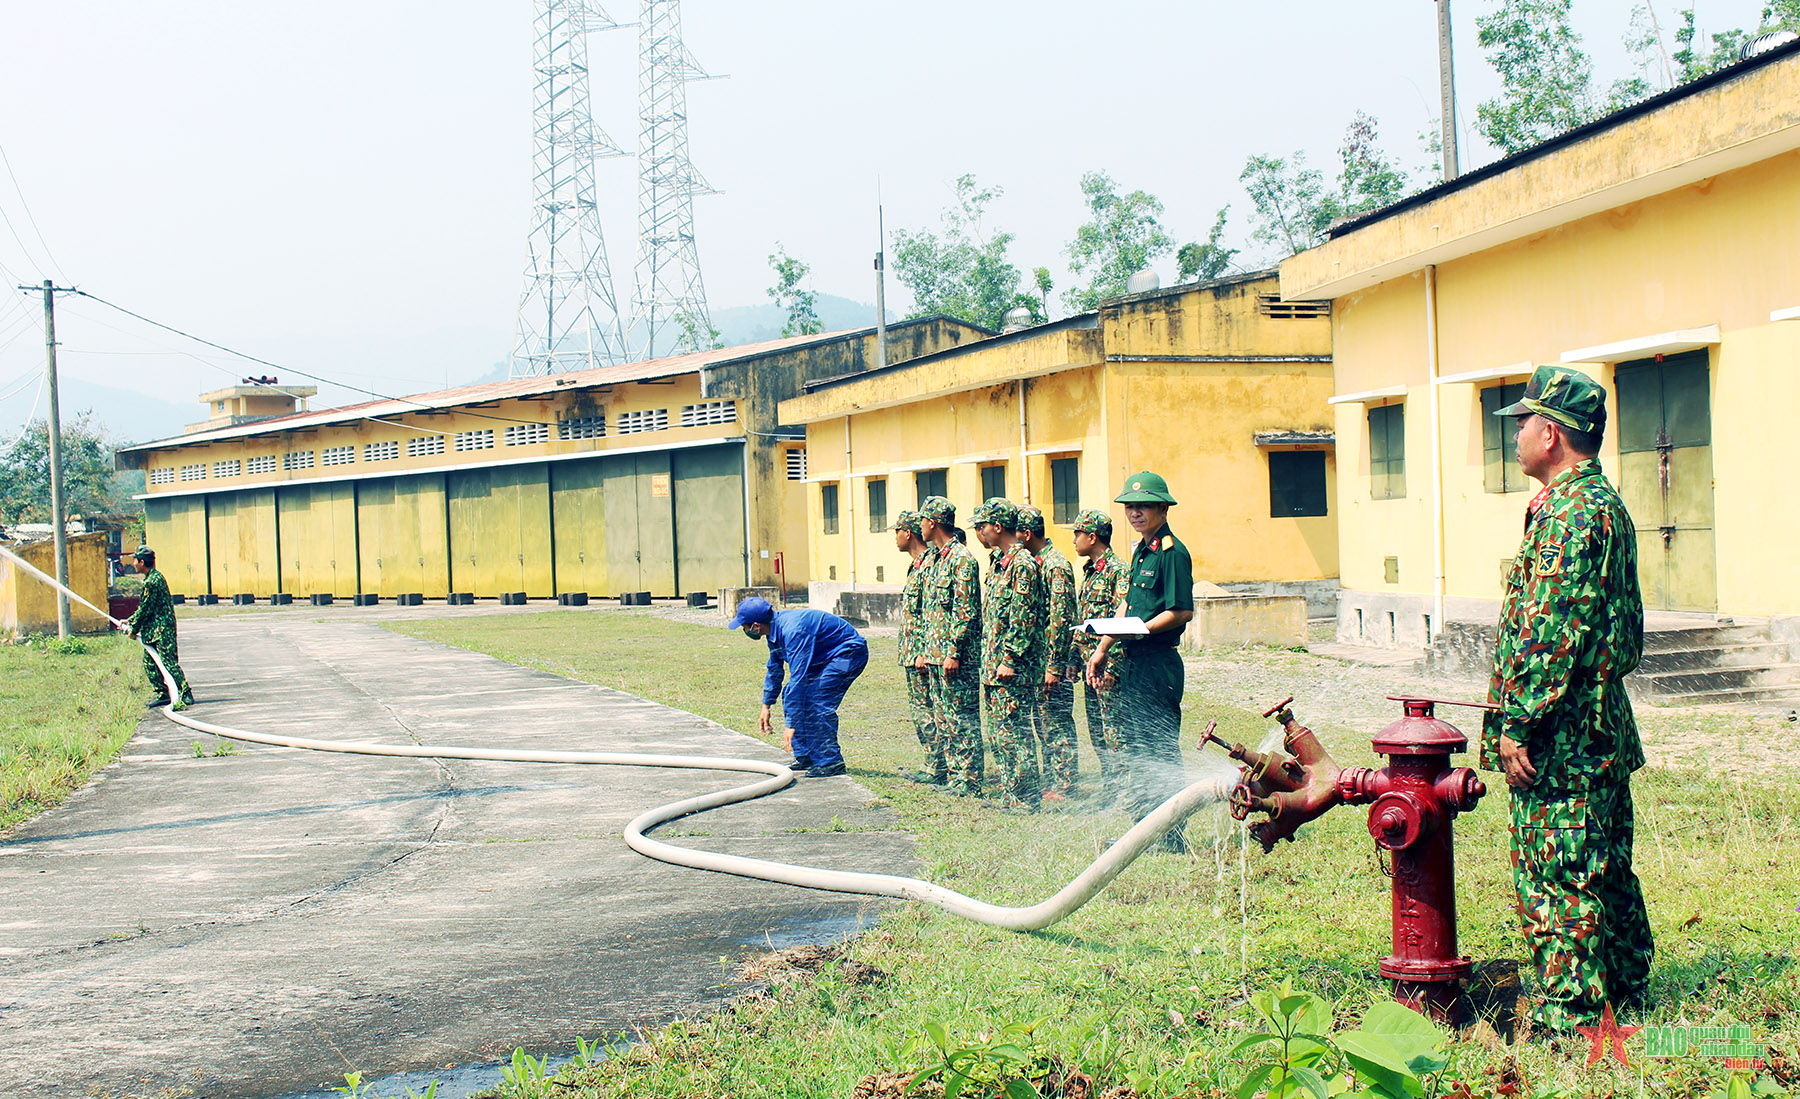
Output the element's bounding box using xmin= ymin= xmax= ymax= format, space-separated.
xmin=741 ymin=626 xmax=761 ymax=640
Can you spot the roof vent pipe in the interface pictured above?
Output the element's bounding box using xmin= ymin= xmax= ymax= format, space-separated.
xmin=1742 ymin=29 xmax=1798 ymax=58
xmin=1125 ymin=269 xmax=1161 ymax=295
xmin=1001 ymin=306 xmax=1034 ymax=334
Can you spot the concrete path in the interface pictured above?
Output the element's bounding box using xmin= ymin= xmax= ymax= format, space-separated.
xmin=0 ymin=613 xmax=912 ymax=1099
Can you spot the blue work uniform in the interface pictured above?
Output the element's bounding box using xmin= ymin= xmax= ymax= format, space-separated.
xmin=762 ymin=609 xmax=869 ymax=769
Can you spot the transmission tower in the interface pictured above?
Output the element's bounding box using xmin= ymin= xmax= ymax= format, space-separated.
xmin=629 ymin=0 xmax=716 ymax=360
xmin=510 ymin=0 xmax=629 ymax=378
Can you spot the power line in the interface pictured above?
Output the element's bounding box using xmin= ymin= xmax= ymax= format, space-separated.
xmin=0 ymin=142 xmax=63 ymax=279
xmin=2 ymin=375 xmax=43 ymax=452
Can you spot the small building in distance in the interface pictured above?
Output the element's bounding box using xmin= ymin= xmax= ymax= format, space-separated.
xmin=777 ymin=271 xmax=1338 ymax=614
xmin=114 ymin=319 xmax=986 ymax=602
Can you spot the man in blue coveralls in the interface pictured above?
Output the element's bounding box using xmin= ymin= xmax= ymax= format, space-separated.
xmin=729 ymin=596 xmax=869 ymax=778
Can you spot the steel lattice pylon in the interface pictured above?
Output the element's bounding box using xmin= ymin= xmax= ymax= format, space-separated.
xmin=510 ymin=0 xmax=629 ymax=378
xmin=628 ymin=0 xmax=715 ymax=361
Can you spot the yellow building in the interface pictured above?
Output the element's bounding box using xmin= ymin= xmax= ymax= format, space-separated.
xmin=115 ymin=320 xmax=984 ymax=601
xmin=1280 ymin=40 xmax=1800 ymax=649
xmin=777 ymin=272 xmax=1337 ymax=611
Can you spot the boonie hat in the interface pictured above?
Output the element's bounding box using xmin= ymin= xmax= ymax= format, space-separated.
xmin=891 ymin=509 xmax=923 ymax=537
xmin=971 ymin=497 xmax=1017 ymax=530
xmin=1115 ymin=471 xmax=1177 ymax=506
xmin=1014 ymin=504 xmax=1045 ymax=536
xmin=726 ymin=595 xmax=774 ymax=629
xmin=1071 ymin=509 xmax=1113 ymax=538
xmin=918 ymin=496 xmax=956 ymax=527
xmin=1493 ymin=365 xmax=1607 ymax=435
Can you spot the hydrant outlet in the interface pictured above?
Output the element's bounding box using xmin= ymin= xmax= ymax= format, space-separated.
xmin=1366 ymin=789 xmax=1437 ymax=850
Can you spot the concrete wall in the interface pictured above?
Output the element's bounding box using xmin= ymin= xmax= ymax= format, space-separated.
xmin=0 ymin=533 xmax=111 ymax=637
xmin=1184 ymin=594 xmax=1308 ymax=650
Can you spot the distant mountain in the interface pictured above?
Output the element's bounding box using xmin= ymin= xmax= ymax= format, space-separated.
xmin=712 ymin=294 xmax=894 ymax=346
xmin=54 ymin=379 xmax=198 ymax=447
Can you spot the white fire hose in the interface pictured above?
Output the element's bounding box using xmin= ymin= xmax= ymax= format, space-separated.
xmin=2 ymin=545 xmax=1231 ymax=932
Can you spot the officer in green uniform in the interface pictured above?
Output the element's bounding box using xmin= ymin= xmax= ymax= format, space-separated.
xmin=1483 ymin=364 xmax=1653 ymax=1034
xmin=124 ymin=546 xmax=195 ymax=710
xmin=1087 ymin=472 xmax=1193 ymax=852
xmin=1072 ymin=508 xmax=1131 ymax=806
xmin=893 ymin=509 xmax=944 ymax=784
xmin=1017 ymin=503 xmax=1080 ymax=800
xmin=973 ymin=498 xmax=1045 ymax=809
xmin=916 ymin=496 xmax=984 ymax=795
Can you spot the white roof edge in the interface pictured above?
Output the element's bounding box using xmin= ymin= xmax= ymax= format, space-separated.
xmin=1560 ymin=324 xmax=1719 ymax=364
xmin=1327 ymin=384 xmax=1408 ymax=405
xmin=1434 ymin=361 xmax=1536 ymax=386
xmin=1771 ymin=306 xmax=1800 ymax=322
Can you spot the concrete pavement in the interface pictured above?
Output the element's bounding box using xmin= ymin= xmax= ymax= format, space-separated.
xmin=0 ymin=611 xmax=912 ymax=1098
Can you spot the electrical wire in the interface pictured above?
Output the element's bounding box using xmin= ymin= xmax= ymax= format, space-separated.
xmin=0 ymin=141 xmax=63 ymax=279
xmin=1 ymin=375 xmax=43 ymax=453
xmin=0 ymin=542 xmax=1234 ymax=934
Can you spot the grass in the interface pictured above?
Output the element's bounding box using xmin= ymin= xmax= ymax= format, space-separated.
xmin=0 ymin=633 xmax=148 ymax=834
xmin=387 ymin=609 xmax=1799 ymax=1099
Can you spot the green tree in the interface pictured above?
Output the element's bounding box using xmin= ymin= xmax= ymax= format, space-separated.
xmin=0 ymin=414 xmax=140 ymax=528
xmin=1474 ymin=0 xmax=1600 ymax=154
xmin=1031 ymin=266 xmax=1054 ymax=317
xmin=1240 ymin=153 xmax=1327 ymax=257
xmin=1672 ymin=2 xmax=1800 ymax=81
xmin=1176 ymin=206 xmax=1238 ymax=282
xmin=672 ymin=307 xmax=724 ymax=351
xmin=890 ymin=174 xmax=1042 ymax=331
xmin=1063 ymin=171 xmax=1174 ymax=311
xmin=765 ymin=245 xmax=822 ymax=338
xmin=1330 ymin=111 xmax=1409 ymax=218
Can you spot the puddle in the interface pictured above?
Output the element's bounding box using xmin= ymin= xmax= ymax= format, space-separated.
xmin=272 ymin=1053 xmax=580 ymax=1099
xmin=743 ymin=909 xmax=877 ymax=949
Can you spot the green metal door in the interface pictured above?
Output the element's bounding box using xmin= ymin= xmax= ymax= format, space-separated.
xmin=447 ymin=466 xmax=552 ymax=598
xmin=1616 ymin=351 xmax=1716 ymax=611
xmin=358 ymin=476 xmax=451 ymax=597
xmin=598 ymin=452 xmax=676 ymax=597
xmin=277 ymin=484 xmax=358 ymax=597
xmin=208 ymin=489 xmax=278 ymax=597
xmin=672 ymin=444 xmax=746 ymax=598
xmin=551 ymin=459 xmax=609 ymax=595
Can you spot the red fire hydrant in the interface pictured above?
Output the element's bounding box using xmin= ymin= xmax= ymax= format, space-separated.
xmin=1206 ymin=696 xmax=1490 ymax=1022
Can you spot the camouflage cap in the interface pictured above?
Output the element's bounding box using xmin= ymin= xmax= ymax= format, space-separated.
xmin=1014 ymin=504 xmax=1046 ymax=535
xmin=1494 ymin=365 xmax=1607 ymax=435
xmin=890 ymin=509 xmax=923 ymax=537
xmin=918 ymin=495 xmax=956 ymax=527
xmin=1071 ymin=508 xmax=1113 ymax=538
xmin=132 ymin=545 xmax=155 ymax=562
xmin=970 ymin=497 xmax=1018 ymax=530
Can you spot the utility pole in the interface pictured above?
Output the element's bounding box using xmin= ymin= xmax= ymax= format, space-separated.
xmin=20 ymin=280 xmax=75 ymax=638
xmin=1436 ymin=0 xmax=1461 ymax=181
xmin=874 ymin=200 xmax=887 ymax=372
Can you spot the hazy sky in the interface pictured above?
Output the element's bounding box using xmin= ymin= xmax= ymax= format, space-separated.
xmin=0 ymin=0 xmax=1772 ymax=426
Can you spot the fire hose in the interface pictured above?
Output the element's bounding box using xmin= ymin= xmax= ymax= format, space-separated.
xmin=1 ymin=544 xmax=1232 ymax=932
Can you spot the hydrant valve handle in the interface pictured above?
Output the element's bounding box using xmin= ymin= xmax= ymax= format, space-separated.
xmin=1262 ymin=696 xmax=1297 ymax=720
xmin=1384 ymin=694 xmax=1500 ymax=713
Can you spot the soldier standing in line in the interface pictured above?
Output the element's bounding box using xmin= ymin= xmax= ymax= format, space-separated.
xmin=893 ymin=510 xmax=944 ymax=784
xmin=1086 ymin=472 xmax=1193 ymax=853
xmin=1071 ymin=508 xmax=1131 ymax=806
xmin=124 ymin=546 xmax=195 ymax=710
xmin=915 ymin=496 xmax=984 ymax=796
xmin=1484 ymin=365 xmax=1653 ymax=1034
xmin=972 ymin=498 xmax=1045 ymax=811
xmin=1017 ymin=504 xmax=1080 ymax=802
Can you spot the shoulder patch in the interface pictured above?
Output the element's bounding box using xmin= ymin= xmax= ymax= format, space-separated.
xmin=1536 ymin=543 xmax=1564 ymax=577
xmin=1161 ymin=535 xmax=1173 ymax=551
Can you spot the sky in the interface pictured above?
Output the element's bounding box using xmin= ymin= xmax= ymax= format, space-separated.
xmin=0 ymin=0 xmax=1775 ymax=436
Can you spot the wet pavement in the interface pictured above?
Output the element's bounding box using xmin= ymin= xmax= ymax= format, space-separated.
xmin=0 ymin=614 xmax=911 ymax=1098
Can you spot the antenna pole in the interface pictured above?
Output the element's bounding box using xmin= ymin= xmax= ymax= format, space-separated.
xmin=1436 ymin=0 xmax=1460 ymax=181
xmin=874 ymin=196 xmax=887 ymax=371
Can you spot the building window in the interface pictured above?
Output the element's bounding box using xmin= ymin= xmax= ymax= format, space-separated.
xmin=407 ymin=435 xmax=446 ymax=458
xmin=1480 ymin=383 xmax=1528 ymax=494
xmin=867 ymin=479 xmax=887 ymax=533
xmin=1268 ymin=451 xmax=1328 ymax=517
xmin=979 ymin=464 xmax=1007 ymax=502
xmin=148 ymin=467 xmax=176 ymax=485
xmin=616 ymin=409 xmax=669 ymax=434
xmin=680 ymin=400 xmax=736 ymax=426
xmin=321 ymin=445 xmax=356 ymax=466
xmin=785 ymin=448 xmax=807 ymax=480
xmin=454 ymin=429 xmax=495 ymax=452
xmin=179 ymin=463 xmax=207 ymax=482
xmin=1257 ymin=293 xmax=1331 ymax=319
xmin=821 ymin=483 xmax=839 ymax=534
xmin=363 ymin=441 xmax=399 ymax=462
xmin=212 ymin=459 xmax=241 ymax=478
xmin=914 ymin=468 xmax=947 ymax=504
xmin=1050 ymin=457 xmax=1079 ymax=524
xmin=247 ymin=455 xmax=278 ymax=474
xmin=283 ymin=450 xmax=315 ymax=470
xmin=558 ymin=415 xmax=606 ymax=440
xmin=505 ymin=423 xmax=549 ymax=446
xmin=1368 ymin=403 xmax=1406 ymax=500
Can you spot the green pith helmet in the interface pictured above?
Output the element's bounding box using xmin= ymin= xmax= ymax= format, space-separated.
xmin=971 ymin=497 xmax=1017 ymax=530
xmin=918 ymin=496 xmax=956 ymax=527
xmin=1114 ymin=471 xmax=1177 ymax=506
xmin=1014 ymin=504 xmax=1046 ymax=535
xmin=1494 ymin=364 xmax=1608 ymax=435
xmin=133 ymin=545 xmax=154 ymax=562
xmin=1071 ymin=508 xmax=1113 ymax=538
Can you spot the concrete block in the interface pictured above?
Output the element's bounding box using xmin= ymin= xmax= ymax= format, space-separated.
xmin=233 ymin=594 xmax=256 ymax=606
xmin=686 ymin=591 xmax=710 ymax=608
xmin=1182 ymin=594 xmax=1307 ymax=649
xmin=308 ymin=593 xmax=332 ymax=606
xmin=353 ymin=593 xmax=380 ymax=607
xmin=196 ymin=594 xmax=220 ymax=606
xmin=447 ymin=592 xmax=474 ymax=605
xmin=557 ymin=591 xmax=588 ymax=607
xmin=836 ymin=589 xmax=905 ymax=627
xmin=500 ymin=591 xmax=528 ymax=606
xmin=720 ymin=587 xmax=778 ymax=616
xmin=171 ymin=594 xmax=187 ymax=605
xmin=397 ymin=593 xmax=424 ymax=607
xmin=271 ymin=593 xmax=294 ymax=606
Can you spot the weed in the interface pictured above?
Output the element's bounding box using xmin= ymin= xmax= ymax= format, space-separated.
xmin=1 ymin=634 xmax=142 ymax=833
xmin=190 ymin=741 xmax=206 ymax=759
xmin=497 ymin=1047 xmax=553 ymax=1098
xmin=210 ymin=740 xmax=238 ymax=757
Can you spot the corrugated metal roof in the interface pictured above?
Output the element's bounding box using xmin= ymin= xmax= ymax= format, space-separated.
xmin=119 ymin=324 xmax=895 ymax=453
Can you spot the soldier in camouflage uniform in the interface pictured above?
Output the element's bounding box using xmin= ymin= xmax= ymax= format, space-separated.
xmin=1017 ymin=504 xmax=1080 ymax=800
xmin=916 ymin=496 xmax=984 ymax=795
xmin=1483 ymin=365 xmax=1654 ymax=1034
xmin=124 ymin=546 xmax=194 ymax=710
xmin=973 ymin=498 xmax=1045 ymax=810
xmin=893 ymin=510 xmax=944 ymax=783
xmin=1071 ymin=508 xmax=1131 ymax=805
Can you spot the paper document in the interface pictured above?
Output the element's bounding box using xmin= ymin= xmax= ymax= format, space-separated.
xmin=1075 ymin=616 xmax=1149 ymax=637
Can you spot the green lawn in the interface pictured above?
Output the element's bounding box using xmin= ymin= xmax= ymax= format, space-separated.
xmin=0 ymin=634 xmax=148 ymax=834
xmin=387 ymin=610 xmax=1799 ymax=1099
